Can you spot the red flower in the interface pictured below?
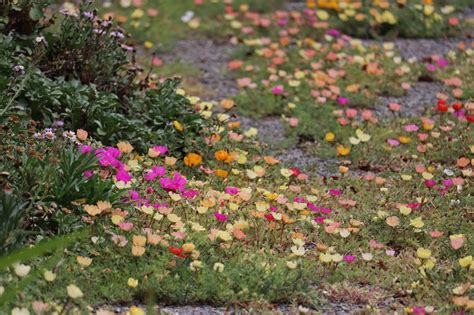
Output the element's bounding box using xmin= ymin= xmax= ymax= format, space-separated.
xmin=264 ymin=213 xmax=275 ymax=221
xmin=466 ymin=115 xmax=474 ymax=123
xmin=290 ymin=167 xmax=301 ymax=177
xmin=452 ymin=102 xmax=463 ymax=111
xmin=436 ymin=100 xmax=448 ymax=113
xmin=168 ymin=246 xmax=187 ymax=258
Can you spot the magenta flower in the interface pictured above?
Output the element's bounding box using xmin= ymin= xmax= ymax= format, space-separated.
xmin=80 ymin=145 xmax=93 ymax=154
xmin=116 ymin=169 xmax=132 ymax=182
xmin=337 ymin=97 xmax=349 ymax=105
xmin=181 ymin=189 xmax=199 ymax=199
xmin=424 ymin=179 xmax=436 ymax=188
xmin=442 ymin=179 xmax=453 ymax=188
xmin=129 ymin=190 xmax=140 ymax=200
xmin=329 ymin=189 xmax=342 ymax=196
xmin=225 ymin=186 xmax=239 ymax=195
xmin=159 ymin=172 xmax=187 ymax=192
xmin=83 ymin=170 xmax=94 ymax=178
xmin=314 ymin=216 xmax=326 ymax=223
xmin=436 ymin=58 xmax=448 ymax=68
xmin=214 ymin=212 xmax=228 ymax=222
xmin=271 ymin=85 xmax=284 ymax=95
xmin=343 ymin=255 xmax=356 ymax=263
xmin=152 ymin=145 xmax=168 ymax=155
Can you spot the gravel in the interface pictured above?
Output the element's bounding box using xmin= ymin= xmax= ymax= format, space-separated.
xmin=375 ymin=81 xmax=443 ymax=118
xmin=162 ymin=39 xmax=239 ymax=101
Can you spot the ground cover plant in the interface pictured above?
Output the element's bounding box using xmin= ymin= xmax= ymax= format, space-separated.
xmin=0 ymin=0 xmax=473 ymax=314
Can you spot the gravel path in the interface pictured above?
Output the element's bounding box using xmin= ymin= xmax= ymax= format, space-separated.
xmin=376 ymin=82 xmax=443 ymax=117
xmin=162 ymin=39 xmax=239 ymax=101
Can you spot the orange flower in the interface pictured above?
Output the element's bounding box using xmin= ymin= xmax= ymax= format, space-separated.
xmin=117 ymin=141 xmax=134 ymax=154
xmin=215 ymin=169 xmax=229 ymax=178
xmin=215 ymin=150 xmax=231 ymax=162
xmin=336 ymin=145 xmax=351 ymax=156
xmin=184 ymin=153 xmax=202 ymax=167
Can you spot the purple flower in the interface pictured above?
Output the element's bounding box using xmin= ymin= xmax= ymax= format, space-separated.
xmin=343 ymin=255 xmax=356 ymax=263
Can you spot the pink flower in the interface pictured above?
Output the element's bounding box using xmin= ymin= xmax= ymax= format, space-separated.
xmin=387 ymin=139 xmax=400 ymax=147
xmin=329 ymin=189 xmax=342 ymax=196
xmin=345 ymin=108 xmax=357 ymax=118
xmin=389 ymin=102 xmax=401 ymax=112
xmin=343 ymin=255 xmax=356 ymax=263
xmin=404 ymin=124 xmax=419 ymax=132
xmin=361 ymin=110 xmax=373 ymax=121
xmin=289 ymin=117 xmax=299 ymax=127
xmin=426 ymin=64 xmax=436 ymax=72
xmin=118 ymin=222 xmax=134 ymax=231
xmin=418 ymin=133 xmax=428 ymax=141
xmin=83 ymin=170 xmax=94 ymax=178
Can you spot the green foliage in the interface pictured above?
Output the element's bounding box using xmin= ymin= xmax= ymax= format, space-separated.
xmin=0 ymin=191 xmax=30 ymax=254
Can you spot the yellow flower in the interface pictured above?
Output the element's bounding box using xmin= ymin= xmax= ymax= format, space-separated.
xmin=325 ymin=132 xmax=335 ymax=142
xmin=43 ymin=270 xmax=56 ymax=282
xmin=76 ymin=256 xmax=92 ymax=267
xmin=67 ymin=284 xmax=83 ymax=299
xmin=459 ymin=255 xmax=472 ymax=268
xmin=416 ymin=248 xmax=431 ymax=259
xmin=182 ymin=243 xmax=195 ymax=253
xmin=286 ymin=261 xmax=298 ymax=269
xmin=129 ymin=306 xmax=145 ymax=315
xmin=190 ymin=260 xmax=203 ymax=271
xmin=131 ymin=246 xmax=145 ymax=257
xmin=423 ymin=5 xmax=434 ymax=16
xmin=144 ymin=41 xmax=153 ymax=49
xmin=132 ymin=235 xmax=147 ymax=247
xmin=213 ymin=262 xmax=225 ymax=273
xmin=173 ymin=120 xmax=184 ymax=132
xmin=128 ymin=278 xmax=139 ymax=288
xmin=410 ymin=217 xmax=425 ymax=229
xmin=184 ymin=153 xmax=202 ymax=167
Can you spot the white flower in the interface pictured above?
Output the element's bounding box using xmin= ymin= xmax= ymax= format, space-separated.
xmin=11 ymin=307 xmax=29 ymax=315
xmin=14 ymin=264 xmax=31 ymax=277
xmin=181 ymin=11 xmax=194 ymax=23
